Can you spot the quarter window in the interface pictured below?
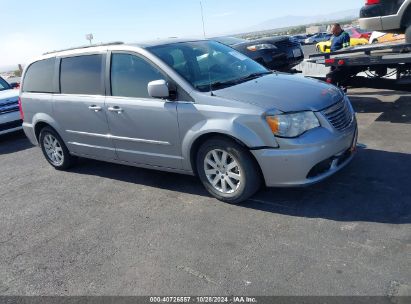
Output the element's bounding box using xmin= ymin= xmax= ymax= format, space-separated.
xmin=60 ymin=55 xmax=104 ymax=95
xmin=23 ymin=58 xmax=55 ymax=93
xmin=111 ymin=53 xmax=165 ymax=98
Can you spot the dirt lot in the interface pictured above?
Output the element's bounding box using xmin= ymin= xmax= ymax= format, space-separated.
xmin=0 ymin=88 xmax=410 ymax=296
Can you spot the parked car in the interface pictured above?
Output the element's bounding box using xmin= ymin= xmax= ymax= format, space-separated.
xmin=359 ymin=0 xmax=411 ymax=43
xmin=305 ymin=32 xmax=332 ymax=44
xmin=292 ymin=34 xmax=311 ymax=45
xmin=316 ymin=37 xmax=369 ymax=53
xmin=343 ymin=27 xmax=372 ymax=39
xmin=369 ymin=31 xmax=406 ymax=44
xmin=20 ymin=39 xmax=357 ymax=203
xmin=212 ymin=36 xmax=304 ymax=71
xmin=0 ymin=76 xmax=22 ymax=135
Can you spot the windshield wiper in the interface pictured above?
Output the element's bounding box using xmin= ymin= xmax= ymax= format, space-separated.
xmin=196 ymin=71 xmax=272 ymax=92
xmin=235 ymin=71 xmax=273 ymax=83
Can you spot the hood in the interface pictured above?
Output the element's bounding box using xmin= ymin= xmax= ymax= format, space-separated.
xmin=0 ymin=89 xmax=19 ymax=105
xmin=212 ymin=73 xmax=343 ymax=112
xmin=233 ymin=36 xmax=289 ymax=47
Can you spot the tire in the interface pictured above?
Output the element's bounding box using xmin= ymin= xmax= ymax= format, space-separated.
xmin=39 ymin=127 xmax=75 ymax=170
xmin=406 ymin=25 xmax=411 ymax=44
xmin=196 ymin=137 xmax=261 ymax=204
xmin=372 ymin=39 xmax=378 ymax=44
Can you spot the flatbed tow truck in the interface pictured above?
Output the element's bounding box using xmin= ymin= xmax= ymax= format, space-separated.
xmin=308 ymin=43 xmax=411 ymax=90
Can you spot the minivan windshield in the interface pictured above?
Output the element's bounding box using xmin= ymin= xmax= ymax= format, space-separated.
xmin=212 ymin=36 xmax=248 ymax=46
xmin=0 ymin=77 xmax=11 ymax=91
xmin=148 ymin=40 xmax=270 ymax=92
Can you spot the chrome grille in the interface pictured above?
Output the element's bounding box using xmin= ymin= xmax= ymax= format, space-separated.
xmin=322 ymin=98 xmax=354 ymax=131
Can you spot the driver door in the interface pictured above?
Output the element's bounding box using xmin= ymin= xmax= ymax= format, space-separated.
xmin=105 ymin=52 xmax=182 ymax=169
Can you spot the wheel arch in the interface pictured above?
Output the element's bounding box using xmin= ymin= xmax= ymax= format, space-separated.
xmin=188 ymin=132 xmax=263 ymax=179
xmin=32 ymin=113 xmax=63 ymax=141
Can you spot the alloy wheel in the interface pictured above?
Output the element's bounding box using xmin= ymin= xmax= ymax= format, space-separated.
xmin=203 ymin=149 xmax=242 ymax=194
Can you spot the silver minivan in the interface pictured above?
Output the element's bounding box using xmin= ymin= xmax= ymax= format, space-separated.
xmin=20 ymin=39 xmax=357 ymax=203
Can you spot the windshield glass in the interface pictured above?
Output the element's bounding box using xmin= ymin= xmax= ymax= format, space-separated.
xmin=212 ymin=36 xmax=247 ymax=46
xmin=148 ymin=40 xmax=269 ymax=92
xmin=0 ymin=77 xmax=11 ymax=91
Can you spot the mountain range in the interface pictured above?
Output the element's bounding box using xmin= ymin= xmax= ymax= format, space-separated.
xmin=235 ymin=9 xmax=360 ymax=34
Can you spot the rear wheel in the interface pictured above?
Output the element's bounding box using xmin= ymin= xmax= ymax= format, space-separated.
xmin=196 ymin=137 xmax=261 ymax=204
xmin=39 ymin=127 xmax=75 ymax=170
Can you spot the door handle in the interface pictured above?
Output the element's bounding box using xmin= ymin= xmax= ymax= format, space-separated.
xmin=108 ymin=106 xmax=123 ymax=114
xmin=88 ymin=105 xmax=102 ymax=112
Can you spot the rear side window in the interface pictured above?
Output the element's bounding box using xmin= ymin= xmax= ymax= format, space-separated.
xmin=23 ymin=58 xmax=55 ymax=93
xmin=60 ymin=55 xmax=103 ymax=95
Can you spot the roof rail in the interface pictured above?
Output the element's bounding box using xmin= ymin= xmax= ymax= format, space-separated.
xmin=43 ymin=41 xmax=124 ymax=55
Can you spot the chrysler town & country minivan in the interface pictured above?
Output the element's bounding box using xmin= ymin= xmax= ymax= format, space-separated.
xmin=20 ymin=39 xmax=358 ymax=203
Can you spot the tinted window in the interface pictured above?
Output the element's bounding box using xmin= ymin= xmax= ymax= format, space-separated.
xmin=60 ymin=55 xmax=103 ymax=95
xmin=111 ymin=53 xmax=165 ymax=98
xmin=23 ymin=58 xmax=55 ymax=93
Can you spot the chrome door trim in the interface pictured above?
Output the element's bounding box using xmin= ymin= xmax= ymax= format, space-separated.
xmin=67 ymin=142 xmax=116 ymax=151
xmin=66 ymin=130 xmax=171 ymax=146
xmin=68 ymin=142 xmax=182 ymax=160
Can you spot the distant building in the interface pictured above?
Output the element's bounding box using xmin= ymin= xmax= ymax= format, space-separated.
xmin=306 ymin=25 xmax=327 ymax=34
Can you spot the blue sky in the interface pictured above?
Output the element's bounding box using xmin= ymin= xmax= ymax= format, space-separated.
xmin=1 ymin=0 xmax=360 ymax=69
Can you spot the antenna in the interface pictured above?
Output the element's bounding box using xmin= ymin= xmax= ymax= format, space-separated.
xmin=200 ymin=1 xmax=207 ymax=38
xmin=199 ymin=1 xmax=214 ymax=96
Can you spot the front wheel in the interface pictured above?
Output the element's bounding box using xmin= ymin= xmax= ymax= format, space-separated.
xmin=406 ymin=25 xmax=411 ymax=44
xmin=39 ymin=127 xmax=76 ymax=170
xmin=196 ymin=137 xmax=261 ymax=204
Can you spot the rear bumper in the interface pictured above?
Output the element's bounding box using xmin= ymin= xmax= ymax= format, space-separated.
xmin=359 ymin=3 xmax=403 ymax=31
xmin=22 ymin=122 xmax=38 ymax=145
xmin=359 ymin=16 xmax=384 ymax=31
xmin=252 ymin=123 xmax=357 ymax=187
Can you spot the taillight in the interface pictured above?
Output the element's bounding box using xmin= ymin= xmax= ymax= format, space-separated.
xmin=366 ymin=0 xmax=380 ymax=5
xmin=18 ymin=97 xmax=24 ymax=120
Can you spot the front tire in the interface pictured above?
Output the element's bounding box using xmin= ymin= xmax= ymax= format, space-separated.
xmin=406 ymin=25 xmax=411 ymax=44
xmin=196 ymin=137 xmax=261 ymax=204
xmin=39 ymin=127 xmax=75 ymax=170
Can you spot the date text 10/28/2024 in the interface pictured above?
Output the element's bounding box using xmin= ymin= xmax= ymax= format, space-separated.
xmin=150 ymin=297 xmax=257 ymax=303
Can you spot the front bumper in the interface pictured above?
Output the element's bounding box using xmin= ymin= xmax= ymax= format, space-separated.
xmin=252 ymin=121 xmax=357 ymax=187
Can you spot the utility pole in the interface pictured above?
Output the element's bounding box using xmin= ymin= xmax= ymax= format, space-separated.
xmin=85 ymin=33 xmax=94 ymax=45
xmin=200 ymin=1 xmax=207 ymax=39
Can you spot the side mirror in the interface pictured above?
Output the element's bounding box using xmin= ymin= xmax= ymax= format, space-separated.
xmin=148 ymin=80 xmax=169 ymax=99
xmin=10 ymin=82 xmax=20 ymax=89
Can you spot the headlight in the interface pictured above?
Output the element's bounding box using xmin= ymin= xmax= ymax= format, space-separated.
xmin=247 ymin=44 xmax=277 ymax=51
xmin=265 ymin=111 xmax=320 ymax=138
